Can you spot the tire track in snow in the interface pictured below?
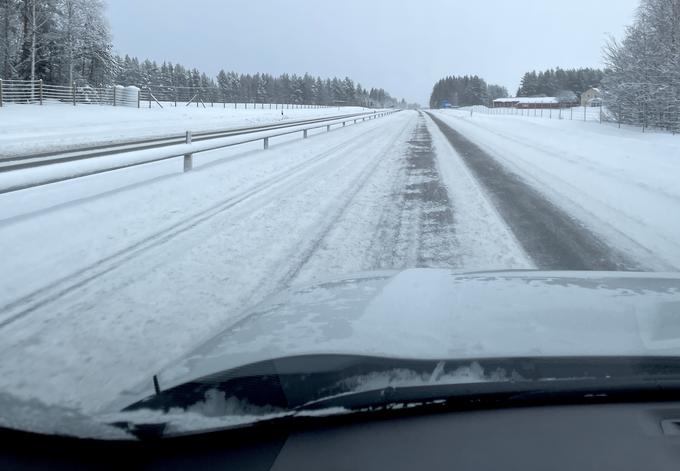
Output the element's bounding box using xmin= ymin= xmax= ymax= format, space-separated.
xmin=0 ymin=114 xmax=416 ymax=411
xmin=0 ymin=121 xmax=396 ymax=330
xmin=432 ymin=112 xmax=679 ymax=270
xmin=368 ymin=112 xmax=459 ymax=269
xmin=427 ymin=112 xmax=641 ymax=271
xmin=274 ymin=111 xmax=418 ymax=286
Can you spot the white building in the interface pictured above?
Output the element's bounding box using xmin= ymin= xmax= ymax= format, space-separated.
xmin=581 ymin=88 xmax=602 ymax=107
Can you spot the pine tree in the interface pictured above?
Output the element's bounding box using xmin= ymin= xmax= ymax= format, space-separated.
xmin=603 ymin=0 xmax=680 ymax=128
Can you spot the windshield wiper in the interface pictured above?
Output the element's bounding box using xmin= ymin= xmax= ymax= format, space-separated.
xmin=113 ymin=376 xmax=680 ymax=440
xmin=294 ymin=377 xmax=680 ymax=412
xmin=110 ymin=356 xmax=680 ymax=439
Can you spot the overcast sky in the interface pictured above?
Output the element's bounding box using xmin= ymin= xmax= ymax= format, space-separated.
xmin=107 ymin=0 xmax=639 ymax=105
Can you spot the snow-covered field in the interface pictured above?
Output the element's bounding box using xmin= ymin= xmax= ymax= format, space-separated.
xmin=0 ymin=103 xmax=368 ymax=156
xmin=433 ymin=109 xmax=680 ymax=270
xmin=459 ymin=104 xmax=604 ymax=122
xmin=0 ymin=105 xmax=678 ymax=420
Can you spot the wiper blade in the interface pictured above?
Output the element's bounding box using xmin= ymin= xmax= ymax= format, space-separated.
xmin=110 ymin=377 xmax=680 ymax=440
xmin=295 ymin=377 xmax=680 ymax=412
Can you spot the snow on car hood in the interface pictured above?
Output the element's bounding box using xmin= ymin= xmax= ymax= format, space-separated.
xmin=114 ymin=269 xmax=680 ymax=409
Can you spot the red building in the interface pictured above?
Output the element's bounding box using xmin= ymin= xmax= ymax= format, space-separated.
xmin=493 ymin=97 xmax=562 ymax=109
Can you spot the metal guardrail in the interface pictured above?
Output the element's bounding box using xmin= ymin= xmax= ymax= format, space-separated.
xmin=0 ymin=110 xmax=388 ymax=168
xmin=0 ymin=110 xmax=399 ymax=194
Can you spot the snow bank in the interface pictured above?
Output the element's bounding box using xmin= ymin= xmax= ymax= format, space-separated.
xmin=0 ymin=103 xmax=369 ymax=156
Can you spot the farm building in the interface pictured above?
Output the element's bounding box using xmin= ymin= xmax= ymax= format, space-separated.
xmin=581 ymin=87 xmax=602 ymax=107
xmin=493 ymin=96 xmax=563 ymax=109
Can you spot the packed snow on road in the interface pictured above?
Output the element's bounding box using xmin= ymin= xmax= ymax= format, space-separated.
xmin=0 ymin=106 xmax=679 ymax=416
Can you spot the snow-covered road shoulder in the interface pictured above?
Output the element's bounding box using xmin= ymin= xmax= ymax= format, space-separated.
xmin=432 ymin=110 xmax=680 ymax=271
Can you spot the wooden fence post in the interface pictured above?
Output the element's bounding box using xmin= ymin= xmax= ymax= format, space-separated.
xmin=72 ymin=82 xmax=76 ymax=106
xmin=39 ymin=79 xmax=43 ymax=105
xmin=1 ymin=79 xmax=4 ymax=107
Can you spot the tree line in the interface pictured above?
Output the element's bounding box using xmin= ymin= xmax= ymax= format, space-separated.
xmin=429 ymin=75 xmax=508 ymax=108
xmin=0 ymin=0 xmax=408 ymax=107
xmin=115 ymin=55 xmax=408 ymax=107
xmin=429 ymin=68 xmax=604 ymax=109
xmin=431 ymin=0 xmax=679 ymax=131
xmin=516 ymin=68 xmax=604 ymax=100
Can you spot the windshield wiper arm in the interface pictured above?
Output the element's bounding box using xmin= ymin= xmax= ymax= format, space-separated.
xmin=295 ymin=377 xmax=680 ymax=412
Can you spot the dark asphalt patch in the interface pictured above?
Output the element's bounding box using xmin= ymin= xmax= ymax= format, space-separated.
xmin=427 ymin=113 xmax=642 ymax=271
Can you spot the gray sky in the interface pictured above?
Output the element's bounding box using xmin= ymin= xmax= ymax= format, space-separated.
xmin=107 ymin=0 xmax=639 ymax=105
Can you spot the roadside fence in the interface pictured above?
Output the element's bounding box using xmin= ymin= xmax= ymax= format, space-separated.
xmin=456 ymin=104 xmax=680 ymax=134
xmin=0 ymin=79 xmax=334 ymax=110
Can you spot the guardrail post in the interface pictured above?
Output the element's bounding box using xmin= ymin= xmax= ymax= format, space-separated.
xmin=39 ymin=79 xmax=43 ymax=105
xmin=113 ymin=86 xmax=116 ymax=106
xmin=327 ymin=125 xmax=330 ymax=132
xmin=0 ymin=79 xmax=4 ymax=107
xmin=264 ymin=137 xmax=269 ymax=149
xmin=72 ymin=82 xmax=76 ymax=106
xmin=137 ymin=90 xmax=141 ymax=108
xmin=343 ymin=121 xmax=346 ymax=127
xmin=303 ymin=129 xmax=308 ymax=139
xmin=183 ymin=131 xmax=193 ymax=172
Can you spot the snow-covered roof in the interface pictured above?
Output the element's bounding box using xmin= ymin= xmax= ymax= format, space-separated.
xmin=494 ymin=97 xmax=559 ymax=104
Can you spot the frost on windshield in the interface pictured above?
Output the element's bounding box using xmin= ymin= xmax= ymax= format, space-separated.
xmin=0 ymin=392 xmax=132 ymax=440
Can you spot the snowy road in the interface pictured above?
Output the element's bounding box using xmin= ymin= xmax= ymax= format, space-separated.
xmin=428 ymin=113 xmax=640 ymax=271
xmin=0 ymin=108 xmax=676 ymax=415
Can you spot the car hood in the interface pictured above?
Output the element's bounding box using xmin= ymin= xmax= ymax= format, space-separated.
xmin=110 ymin=269 xmax=680 ymax=411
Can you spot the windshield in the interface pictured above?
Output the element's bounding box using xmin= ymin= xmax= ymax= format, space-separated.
xmin=1 ymin=0 xmax=679 ymax=440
